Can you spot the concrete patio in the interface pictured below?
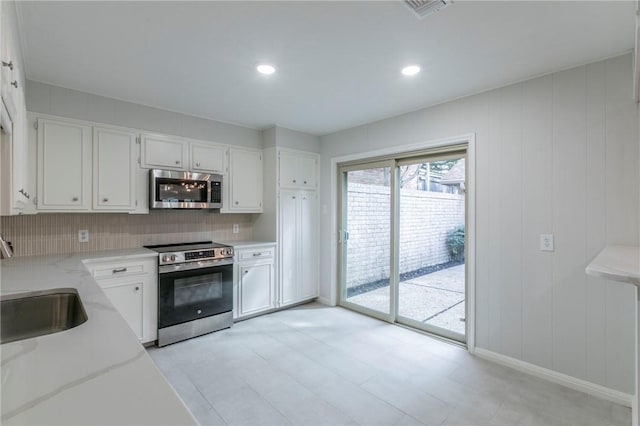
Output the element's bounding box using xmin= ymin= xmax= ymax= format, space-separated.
xmin=346 ymin=264 xmax=465 ymax=335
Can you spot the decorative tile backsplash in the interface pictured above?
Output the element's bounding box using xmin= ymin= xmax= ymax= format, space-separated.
xmin=0 ymin=212 xmax=255 ymax=257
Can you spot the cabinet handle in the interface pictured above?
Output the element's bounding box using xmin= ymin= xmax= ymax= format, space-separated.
xmin=196 ymin=162 xmax=201 ymax=167
xmin=135 ymin=286 xmax=140 ymax=291
xmin=19 ymin=188 xmax=30 ymax=199
xmin=253 ymin=253 xmax=261 ymax=257
xmin=175 ymin=160 xmax=180 ymax=165
xmin=112 ymin=267 xmax=127 ymax=274
xmin=10 ymin=80 xmax=18 ymax=89
xmin=72 ymin=197 xmax=78 ymax=202
xmin=2 ymin=60 xmax=13 ymax=70
xmin=102 ymin=198 xmax=109 ymax=203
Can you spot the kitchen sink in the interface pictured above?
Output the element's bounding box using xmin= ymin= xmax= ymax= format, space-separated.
xmin=1 ymin=288 xmax=88 ymax=344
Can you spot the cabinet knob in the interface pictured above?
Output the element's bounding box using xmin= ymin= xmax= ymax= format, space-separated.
xmin=135 ymin=286 xmax=140 ymax=291
xmin=293 ymin=179 xmax=296 ymax=183
xmin=102 ymin=198 xmax=109 ymax=203
xmin=72 ymin=197 xmax=78 ymax=202
xmin=10 ymin=80 xmax=18 ymax=89
xmin=235 ymin=201 xmax=239 ymax=205
xmin=244 ymin=270 xmax=248 ymax=274
xmin=304 ymin=181 xmax=307 ymax=184
xmin=175 ymin=160 xmax=180 ymax=165
xmin=2 ymin=60 xmax=13 ymax=70
xmin=196 ymin=162 xmax=201 ymax=167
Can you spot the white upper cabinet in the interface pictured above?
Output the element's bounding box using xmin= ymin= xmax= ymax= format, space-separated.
xmin=0 ymin=7 xmax=29 ymax=216
xmin=190 ymin=142 xmax=227 ymax=174
xmin=140 ymin=133 xmax=188 ymax=171
xmin=93 ymin=127 xmax=137 ymax=211
xmin=37 ymin=118 xmax=92 ymax=210
xmin=279 ymin=150 xmax=318 ymax=190
xmin=226 ymin=147 xmax=262 ymax=213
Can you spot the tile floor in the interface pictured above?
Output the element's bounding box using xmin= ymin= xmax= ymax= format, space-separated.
xmin=147 ymin=303 xmax=630 ymax=426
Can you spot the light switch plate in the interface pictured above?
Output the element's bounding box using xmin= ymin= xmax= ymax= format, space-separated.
xmin=78 ymin=229 xmax=89 ymax=243
xmin=540 ymin=234 xmax=554 ymax=252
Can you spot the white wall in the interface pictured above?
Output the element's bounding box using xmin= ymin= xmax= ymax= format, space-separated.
xmin=262 ymin=125 xmax=321 ymax=153
xmin=25 ymin=80 xmax=262 ymax=148
xmin=319 ymin=53 xmax=639 ymax=394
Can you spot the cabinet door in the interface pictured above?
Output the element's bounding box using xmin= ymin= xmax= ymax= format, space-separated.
xmin=140 ymin=133 xmax=187 ymax=170
xmin=278 ymin=151 xmax=298 ymax=188
xmin=238 ymin=263 xmax=274 ymax=317
xmin=298 ymin=156 xmax=317 ymax=189
xmin=298 ymin=192 xmax=318 ymax=300
xmin=191 ymin=143 xmax=227 ymax=174
xmin=279 ymin=191 xmax=298 ymax=305
xmin=102 ymin=281 xmax=144 ymax=340
xmin=93 ymin=127 xmax=137 ymax=210
xmin=229 ymin=148 xmax=262 ymax=212
xmin=37 ymin=118 xmax=91 ymax=210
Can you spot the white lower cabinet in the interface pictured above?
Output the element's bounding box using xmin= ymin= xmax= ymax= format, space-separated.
xmin=101 ymin=280 xmax=144 ymax=339
xmin=85 ymin=257 xmax=157 ymax=344
xmin=279 ymin=190 xmax=319 ymax=307
xmin=234 ymin=244 xmax=276 ymax=319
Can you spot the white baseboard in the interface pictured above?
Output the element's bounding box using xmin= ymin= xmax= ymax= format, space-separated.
xmin=474 ymin=347 xmax=633 ymax=408
xmin=316 ymin=296 xmax=333 ymax=306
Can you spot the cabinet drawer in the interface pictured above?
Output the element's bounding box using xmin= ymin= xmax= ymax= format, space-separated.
xmin=237 ymin=247 xmax=274 ymax=261
xmin=88 ymin=261 xmax=152 ymax=280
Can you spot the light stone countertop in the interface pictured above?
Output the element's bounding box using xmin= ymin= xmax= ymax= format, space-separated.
xmin=0 ymin=249 xmax=197 ymax=426
xmin=221 ymin=240 xmax=277 ymax=249
xmin=586 ymin=245 xmax=640 ymax=287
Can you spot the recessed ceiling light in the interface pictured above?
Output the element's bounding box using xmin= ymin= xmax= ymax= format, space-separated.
xmin=257 ymin=64 xmax=276 ymax=75
xmin=402 ymin=65 xmax=421 ymax=76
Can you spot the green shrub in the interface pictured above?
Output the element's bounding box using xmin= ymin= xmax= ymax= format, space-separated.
xmin=446 ymin=225 xmax=465 ymax=262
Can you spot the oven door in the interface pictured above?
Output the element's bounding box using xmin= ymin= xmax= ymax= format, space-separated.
xmin=158 ymin=263 xmax=233 ymax=329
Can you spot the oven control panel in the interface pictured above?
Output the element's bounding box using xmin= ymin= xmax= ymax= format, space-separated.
xmin=159 ymin=247 xmax=234 ymax=265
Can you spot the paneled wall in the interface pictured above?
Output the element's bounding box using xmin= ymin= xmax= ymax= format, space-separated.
xmin=319 ymin=54 xmax=639 ymax=394
xmin=0 ymin=212 xmax=254 ymax=257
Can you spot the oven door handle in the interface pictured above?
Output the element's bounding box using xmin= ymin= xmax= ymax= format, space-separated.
xmin=158 ymin=258 xmax=234 ymax=274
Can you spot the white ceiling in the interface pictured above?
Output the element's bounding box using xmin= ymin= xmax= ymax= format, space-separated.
xmin=17 ymin=1 xmax=635 ymax=135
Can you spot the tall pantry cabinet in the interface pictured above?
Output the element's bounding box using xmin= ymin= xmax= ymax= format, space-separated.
xmin=255 ymin=148 xmax=320 ymax=308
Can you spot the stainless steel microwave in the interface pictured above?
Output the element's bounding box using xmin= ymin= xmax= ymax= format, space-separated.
xmin=149 ymin=169 xmax=222 ymax=209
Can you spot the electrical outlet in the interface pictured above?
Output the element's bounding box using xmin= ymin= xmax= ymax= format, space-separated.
xmin=540 ymin=234 xmax=554 ymax=252
xmin=78 ymin=229 xmax=89 ymax=243
xmin=232 ymin=224 xmax=239 ymax=234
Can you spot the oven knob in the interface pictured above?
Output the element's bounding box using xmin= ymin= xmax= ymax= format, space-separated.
xmin=162 ymin=255 xmax=170 ymax=263
xmin=170 ymin=255 xmax=178 ymax=262
xmin=197 ymin=309 xmax=202 ymax=314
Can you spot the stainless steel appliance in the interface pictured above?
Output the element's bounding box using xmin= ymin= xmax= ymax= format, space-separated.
xmin=145 ymin=241 xmax=234 ymax=346
xmin=149 ymin=169 xmax=222 ymax=209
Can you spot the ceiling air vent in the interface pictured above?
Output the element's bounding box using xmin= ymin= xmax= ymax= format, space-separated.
xmin=404 ymin=0 xmax=451 ymax=19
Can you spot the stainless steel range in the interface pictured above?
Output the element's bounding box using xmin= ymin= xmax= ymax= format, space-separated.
xmin=145 ymin=241 xmax=234 ymax=347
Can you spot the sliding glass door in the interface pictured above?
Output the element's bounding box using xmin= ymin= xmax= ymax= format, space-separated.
xmin=339 ymin=161 xmax=395 ymax=321
xmin=338 ymin=148 xmax=467 ymax=343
